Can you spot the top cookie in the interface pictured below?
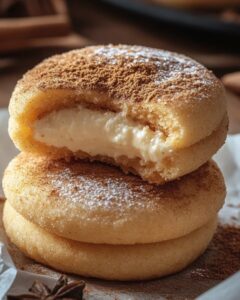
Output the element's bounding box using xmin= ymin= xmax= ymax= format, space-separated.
xmin=9 ymin=45 xmax=227 ymax=183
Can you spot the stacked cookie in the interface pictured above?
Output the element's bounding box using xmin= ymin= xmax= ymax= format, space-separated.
xmin=3 ymin=45 xmax=227 ymax=281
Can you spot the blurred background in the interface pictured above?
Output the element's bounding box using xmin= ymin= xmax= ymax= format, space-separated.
xmin=0 ymin=0 xmax=240 ymax=133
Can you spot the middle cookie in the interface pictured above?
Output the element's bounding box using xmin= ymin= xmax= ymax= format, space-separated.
xmin=3 ymin=154 xmax=225 ymax=245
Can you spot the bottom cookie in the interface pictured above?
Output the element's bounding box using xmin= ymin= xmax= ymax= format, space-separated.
xmin=3 ymin=202 xmax=217 ymax=281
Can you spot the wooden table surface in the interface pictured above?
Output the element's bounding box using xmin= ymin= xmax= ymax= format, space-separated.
xmin=0 ymin=0 xmax=240 ymax=132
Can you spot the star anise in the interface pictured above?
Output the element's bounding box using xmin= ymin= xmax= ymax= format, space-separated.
xmin=7 ymin=275 xmax=85 ymax=300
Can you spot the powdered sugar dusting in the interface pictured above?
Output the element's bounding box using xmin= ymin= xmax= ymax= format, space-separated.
xmin=48 ymin=166 xmax=151 ymax=212
xmin=45 ymin=160 xmax=187 ymax=213
xmin=92 ymin=45 xmax=213 ymax=87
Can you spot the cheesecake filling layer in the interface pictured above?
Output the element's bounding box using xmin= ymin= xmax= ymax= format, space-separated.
xmin=34 ymin=106 xmax=172 ymax=164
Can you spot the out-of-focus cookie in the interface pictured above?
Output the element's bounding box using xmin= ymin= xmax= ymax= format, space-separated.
xmin=151 ymin=0 xmax=240 ymax=8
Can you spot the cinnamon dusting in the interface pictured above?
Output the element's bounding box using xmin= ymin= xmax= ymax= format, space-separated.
xmin=191 ymin=225 xmax=240 ymax=280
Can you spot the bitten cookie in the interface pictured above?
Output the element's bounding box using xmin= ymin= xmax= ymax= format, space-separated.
xmin=8 ymin=45 xmax=227 ymax=184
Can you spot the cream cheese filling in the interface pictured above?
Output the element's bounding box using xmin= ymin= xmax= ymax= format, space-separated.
xmin=33 ymin=106 xmax=172 ymax=164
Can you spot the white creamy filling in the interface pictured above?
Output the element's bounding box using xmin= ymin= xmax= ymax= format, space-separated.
xmin=34 ymin=106 xmax=171 ymax=164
